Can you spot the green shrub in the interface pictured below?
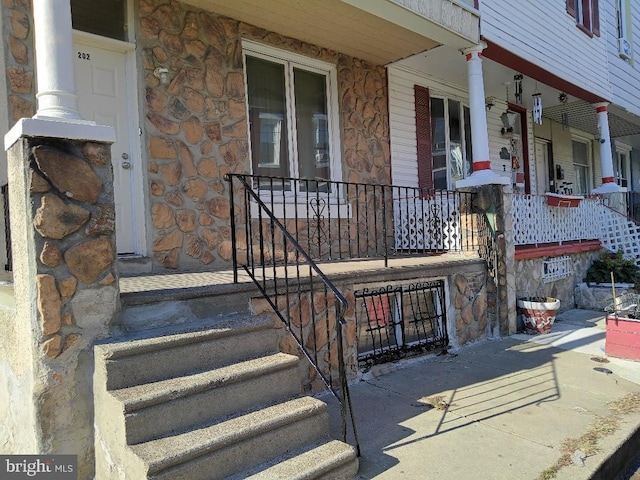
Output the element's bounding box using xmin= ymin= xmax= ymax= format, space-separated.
xmin=584 ymin=250 xmax=640 ymax=285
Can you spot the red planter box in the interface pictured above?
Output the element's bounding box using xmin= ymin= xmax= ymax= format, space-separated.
xmin=606 ymin=315 xmax=640 ymax=361
xmin=545 ymin=193 xmax=583 ymax=207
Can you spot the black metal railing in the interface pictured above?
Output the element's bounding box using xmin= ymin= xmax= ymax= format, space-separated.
xmin=354 ymin=280 xmax=448 ymax=367
xmin=225 ymin=174 xmax=481 ymax=268
xmin=225 ymin=173 xmax=361 ymax=454
xmin=626 ymin=191 xmax=640 ymax=224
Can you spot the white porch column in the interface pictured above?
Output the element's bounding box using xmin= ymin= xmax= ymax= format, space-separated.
xmin=456 ymin=43 xmax=509 ymax=188
xmin=33 ymin=0 xmax=83 ymax=121
xmin=592 ymin=102 xmax=625 ymax=193
xmin=5 ymin=0 xmax=114 ymax=149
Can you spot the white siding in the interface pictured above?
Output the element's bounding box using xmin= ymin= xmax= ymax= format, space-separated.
xmin=388 ymin=63 xmax=532 ymax=188
xmin=606 ymin=0 xmax=640 ymax=116
xmin=481 ymin=0 xmax=611 ymax=102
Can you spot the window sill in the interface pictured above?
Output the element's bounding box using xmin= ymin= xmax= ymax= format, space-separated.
xmin=576 ymin=23 xmax=595 ymax=38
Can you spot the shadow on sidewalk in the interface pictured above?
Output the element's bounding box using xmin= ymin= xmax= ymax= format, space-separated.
xmin=326 ymin=328 xmax=612 ymax=479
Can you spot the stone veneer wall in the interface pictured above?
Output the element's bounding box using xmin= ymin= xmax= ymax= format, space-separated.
xmin=1 ymin=0 xmax=35 ymax=125
xmin=515 ymin=250 xmax=602 ymax=317
xmin=250 ymin=261 xmax=487 ymax=390
xmin=2 ymin=138 xmax=118 ymax=478
xmin=139 ymin=0 xmax=390 ymax=271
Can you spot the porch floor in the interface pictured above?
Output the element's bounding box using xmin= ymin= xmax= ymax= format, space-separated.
xmin=119 ymin=252 xmax=481 ymax=294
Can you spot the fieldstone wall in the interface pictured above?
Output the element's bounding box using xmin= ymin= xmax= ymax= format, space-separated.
xmin=463 ymin=184 xmax=517 ymax=337
xmin=250 ymin=263 xmax=487 ymax=387
xmin=1 ymin=0 xmax=35 ymax=125
xmin=515 ymin=250 xmax=602 ymax=318
xmin=451 ymin=270 xmax=488 ymax=346
xmin=3 ymin=136 xmax=118 ymax=479
xmin=140 ymin=0 xmax=390 ymax=271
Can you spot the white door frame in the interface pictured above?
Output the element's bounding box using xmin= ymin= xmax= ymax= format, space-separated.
xmin=72 ymin=29 xmax=147 ymax=256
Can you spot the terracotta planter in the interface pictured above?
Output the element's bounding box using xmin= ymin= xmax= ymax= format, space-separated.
xmin=606 ymin=315 xmax=640 ymax=361
xmin=517 ymin=297 xmax=561 ymax=334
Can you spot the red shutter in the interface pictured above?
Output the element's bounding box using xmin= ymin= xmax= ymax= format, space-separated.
xmin=592 ymin=0 xmax=600 ymax=36
xmin=414 ymin=85 xmax=433 ymax=191
xmin=566 ymin=0 xmax=576 ymax=17
xmin=581 ymin=0 xmax=592 ymax=31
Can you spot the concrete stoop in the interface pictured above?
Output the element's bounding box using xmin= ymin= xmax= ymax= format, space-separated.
xmin=93 ymin=314 xmax=358 ymax=479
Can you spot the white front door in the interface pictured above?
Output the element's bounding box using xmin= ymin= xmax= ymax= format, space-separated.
xmin=73 ymin=35 xmax=140 ymax=255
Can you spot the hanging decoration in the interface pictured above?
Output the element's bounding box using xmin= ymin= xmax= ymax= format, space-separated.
xmin=532 ymin=82 xmax=543 ymax=125
xmin=559 ymin=92 xmax=569 ymax=129
xmin=532 ymin=94 xmax=543 ymax=124
xmin=514 ymin=74 xmax=523 ymax=104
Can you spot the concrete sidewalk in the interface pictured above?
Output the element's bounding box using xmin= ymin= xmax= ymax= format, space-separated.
xmin=328 ymin=309 xmax=640 ymax=480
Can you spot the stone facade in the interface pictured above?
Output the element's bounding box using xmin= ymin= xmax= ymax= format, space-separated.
xmin=515 ymin=250 xmax=601 ymax=326
xmin=140 ymin=0 xmax=390 ymax=271
xmin=1 ymin=0 xmax=35 ymax=125
xmin=1 ymin=136 xmax=118 ymax=478
xmin=251 ymin=261 xmax=488 ymax=391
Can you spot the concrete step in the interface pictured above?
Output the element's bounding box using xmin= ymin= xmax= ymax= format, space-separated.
xmin=130 ymin=396 xmax=330 ymax=480
xmin=119 ymin=281 xmax=257 ymax=331
xmin=112 ymin=353 xmax=301 ymax=445
xmin=96 ymin=314 xmax=278 ymax=390
xmin=231 ymin=440 xmax=359 ymax=480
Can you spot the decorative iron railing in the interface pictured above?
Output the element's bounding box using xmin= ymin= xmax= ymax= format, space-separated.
xmin=225 ymin=173 xmax=361 ymax=454
xmin=355 ymin=280 xmax=448 ymax=367
xmin=226 ymin=174 xmax=480 ymax=268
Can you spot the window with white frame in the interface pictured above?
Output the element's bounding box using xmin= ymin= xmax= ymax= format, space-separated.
xmin=566 ymin=0 xmax=600 ymax=37
xmin=243 ymin=41 xmax=340 ymax=193
xmin=429 ymin=97 xmax=472 ymax=189
xmin=616 ymin=0 xmax=633 ymax=61
xmin=615 ymin=143 xmax=631 ymax=188
xmin=572 ymin=138 xmax=592 ymax=194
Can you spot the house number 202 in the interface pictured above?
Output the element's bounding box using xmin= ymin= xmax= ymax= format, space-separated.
xmin=77 ymin=52 xmax=91 ymax=60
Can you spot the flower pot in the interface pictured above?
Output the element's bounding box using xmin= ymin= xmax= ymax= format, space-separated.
xmin=517 ymin=297 xmax=561 ymax=334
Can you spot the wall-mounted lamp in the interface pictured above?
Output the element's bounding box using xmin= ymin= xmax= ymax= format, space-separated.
xmin=485 ymin=96 xmax=496 ymax=110
xmin=500 ymin=110 xmax=518 ymax=135
xmin=153 ymin=67 xmax=169 ymax=84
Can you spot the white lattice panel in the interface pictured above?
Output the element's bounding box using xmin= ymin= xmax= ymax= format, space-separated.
xmin=394 ymin=195 xmax=461 ymax=250
xmin=543 ymin=256 xmax=571 ymax=283
xmin=600 ymin=214 xmax=640 ymax=266
xmin=512 ymin=194 xmax=640 ymax=266
xmin=511 ymin=195 xmax=604 ymax=245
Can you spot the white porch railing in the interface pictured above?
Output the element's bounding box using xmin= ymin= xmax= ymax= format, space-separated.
xmin=511 ymin=193 xmax=640 ymax=266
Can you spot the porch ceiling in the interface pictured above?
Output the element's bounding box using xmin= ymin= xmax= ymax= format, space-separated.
xmin=543 ymin=101 xmax=640 ymax=140
xmin=185 ymin=0 xmax=443 ymax=65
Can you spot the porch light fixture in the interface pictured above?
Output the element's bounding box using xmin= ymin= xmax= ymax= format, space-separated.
xmin=485 ymin=96 xmax=495 ymax=110
xmin=501 ymin=110 xmax=518 ymax=134
xmin=500 ymin=82 xmax=517 ymax=134
xmin=153 ymin=67 xmax=169 ymax=84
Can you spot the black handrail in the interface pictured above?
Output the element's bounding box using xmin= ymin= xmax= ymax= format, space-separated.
xmin=225 ymin=173 xmax=361 ymax=455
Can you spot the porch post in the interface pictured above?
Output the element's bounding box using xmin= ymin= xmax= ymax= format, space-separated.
xmin=592 ymin=102 xmax=625 ymax=194
xmin=456 ymin=42 xmax=509 ymax=188
xmin=32 ymin=0 xmax=83 ymax=121
xmin=1 ymin=0 xmax=118 ymax=476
